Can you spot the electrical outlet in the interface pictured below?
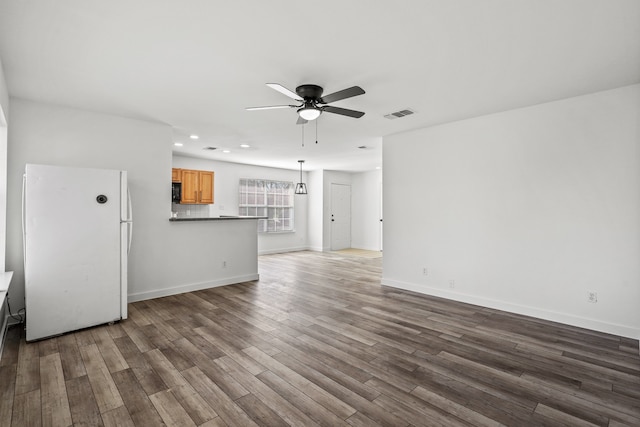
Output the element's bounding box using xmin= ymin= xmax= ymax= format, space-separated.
xmin=422 ymin=267 xmax=428 ymax=276
xmin=449 ymin=280 xmax=455 ymax=289
xmin=186 ymin=209 xmax=191 ymax=216
xmin=587 ymin=291 xmax=598 ymax=303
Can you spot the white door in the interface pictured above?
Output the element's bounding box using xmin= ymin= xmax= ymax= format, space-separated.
xmin=331 ymin=183 xmax=351 ymax=250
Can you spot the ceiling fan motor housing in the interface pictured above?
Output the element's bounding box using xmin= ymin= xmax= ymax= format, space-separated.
xmin=296 ymin=84 xmax=324 ymax=101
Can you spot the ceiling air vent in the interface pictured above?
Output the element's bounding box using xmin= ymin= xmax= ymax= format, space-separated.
xmin=202 ymin=146 xmax=217 ymax=151
xmin=384 ymin=108 xmax=416 ymax=120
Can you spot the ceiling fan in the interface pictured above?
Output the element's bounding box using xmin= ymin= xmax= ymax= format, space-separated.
xmin=247 ymin=83 xmax=365 ymax=124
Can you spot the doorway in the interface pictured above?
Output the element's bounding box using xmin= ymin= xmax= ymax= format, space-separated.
xmin=330 ymin=183 xmax=351 ymax=250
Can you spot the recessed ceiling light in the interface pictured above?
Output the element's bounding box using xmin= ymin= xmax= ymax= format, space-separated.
xmin=222 ymin=150 xmax=231 ymax=153
xmin=174 ymin=142 xmax=183 ymax=147
xmin=240 ymin=144 xmax=250 ymax=148
xmin=189 ymin=134 xmax=199 ymax=140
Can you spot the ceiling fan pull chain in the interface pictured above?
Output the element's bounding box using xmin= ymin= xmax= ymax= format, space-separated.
xmin=316 ymin=119 xmax=318 ymax=144
xmin=301 ymin=123 xmax=305 ymax=147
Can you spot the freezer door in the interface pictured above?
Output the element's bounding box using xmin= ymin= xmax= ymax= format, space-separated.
xmin=24 ymin=164 xmax=124 ymax=341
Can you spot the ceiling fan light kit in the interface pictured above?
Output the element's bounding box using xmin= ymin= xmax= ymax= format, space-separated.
xmin=298 ymin=104 xmax=321 ymax=121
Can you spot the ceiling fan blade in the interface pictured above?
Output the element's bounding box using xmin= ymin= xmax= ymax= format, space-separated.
xmin=323 ymin=105 xmax=365 ymax=118
xmin=246 ymin=105 xmax=293 ymax=111
xmin=296 ymin=116 xmax=308 ymax=125
xmin=266 ymin=83 xmax=303 ymax=101
xmin=319 ymin=86 xmax=365 ymax=104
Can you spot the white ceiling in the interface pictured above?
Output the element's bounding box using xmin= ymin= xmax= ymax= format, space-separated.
xmin=0 ymin=1 xmax=638 ymax=172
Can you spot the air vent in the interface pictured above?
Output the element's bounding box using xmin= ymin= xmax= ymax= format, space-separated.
xmin=384 ymin=108 xmax=416 ymax=120
xmin=202 ymin=146 xmax=217 ymax=151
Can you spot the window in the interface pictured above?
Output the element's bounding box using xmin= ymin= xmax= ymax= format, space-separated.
xmin=239 ymin=179 xmax=294 ymax=232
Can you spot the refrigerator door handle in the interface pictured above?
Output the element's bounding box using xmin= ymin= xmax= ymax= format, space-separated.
xmin=120 ymin=170 xmax=133 ymax=222
xmin=127 ymin=221 xmax=133 ymax=254
xmin=21 ymin=174 xmax=26 ymax=264
xmin=127 ymin=188 xmax=133 ymax=222
xmin=126 ymin=189 xmax=133 ymax=254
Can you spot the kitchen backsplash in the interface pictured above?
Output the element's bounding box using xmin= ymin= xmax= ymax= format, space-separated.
xmin=172 ymin=203 xmax=209 ymax=217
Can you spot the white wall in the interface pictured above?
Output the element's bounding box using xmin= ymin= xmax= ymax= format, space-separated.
xmin=172 ymin=155 xmax=308 ymax=255
xmin=0 ymin=56 xmax=9 ymax=337
xmin=0 ymin=57 xmax=8 ymax=274
xmin=7 ymin=99 xmax=260 ymax=310
xmin=0 ymin=56 xmax=7 ymax=117
xmin=307 ymin=169 xmax=324 ymax=251
xmin=383 ymin=85 xmax=640 ymax=338
xmin=351 ymin=169 xmax=383 ymax=251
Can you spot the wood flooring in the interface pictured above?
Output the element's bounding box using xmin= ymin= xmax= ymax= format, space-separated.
xmin=1 ymin=250 xmax=639 ymax=426
xmin=332 ymin=249 xmax=382 ymax=259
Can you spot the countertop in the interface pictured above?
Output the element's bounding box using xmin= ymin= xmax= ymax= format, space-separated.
xmin=0 ymin=271 xmax=13 ymax=292
xmin=169 ymin=216 xmax=267 ymax=222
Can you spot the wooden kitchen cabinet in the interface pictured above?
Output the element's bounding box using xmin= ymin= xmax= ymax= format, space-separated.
xmin=172 ymin=168 xmax=182 ymax=182
xmin=178 ymin=169 xmax=214 ymax=204
xmin=198 ymin=171 xmax=214 ymax=204
xmin=180 ymin=169 xmax=198 ymax=203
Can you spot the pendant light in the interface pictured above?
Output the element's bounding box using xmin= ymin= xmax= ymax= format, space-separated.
xmin=295 ymin=160 xmax=308 ymax=195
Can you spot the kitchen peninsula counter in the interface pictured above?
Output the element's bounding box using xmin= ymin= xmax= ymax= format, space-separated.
xmin=130 ymin=216 xmax=261 ymax=303
xmin=169 ymin=216 xmax=266 ymax=222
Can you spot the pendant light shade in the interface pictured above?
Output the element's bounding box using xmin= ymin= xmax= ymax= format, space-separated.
xmin=294 ymin=182 xmax=307 ymax=194
xmin=295 ymin=160 xmax=308 ymax=195
xmin=297 ymin=101 xmax=321 ymax=121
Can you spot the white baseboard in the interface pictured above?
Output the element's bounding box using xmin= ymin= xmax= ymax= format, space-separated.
xmin=258 ymin=246 xmax=308 ymax=255
xmin=128 ymin=274 xmax=260 ymax=303
xmin=381 ymin=277 xmax=639 ymax=340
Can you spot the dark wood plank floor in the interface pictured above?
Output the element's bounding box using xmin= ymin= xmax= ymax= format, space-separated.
xmin=1 ymin=250 xmax=639 ymax=426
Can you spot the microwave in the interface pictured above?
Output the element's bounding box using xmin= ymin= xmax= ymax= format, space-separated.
xmin=172 ymin=182 xmax=181 ymax=203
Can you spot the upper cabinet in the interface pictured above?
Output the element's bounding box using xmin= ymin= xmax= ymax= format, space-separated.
xmin=172 ymin=168 xmax=182 ymax=183
xmin=173 ymin=168 xmax=214 ymax=204
xmin=180 ymin=169 xmax=199 ymax=203
xmin=198 ymin=171 xmax=214 ymax=204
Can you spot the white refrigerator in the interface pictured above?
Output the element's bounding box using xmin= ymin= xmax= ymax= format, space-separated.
xmin=23 ymin=164 xmax=132 ymax=341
